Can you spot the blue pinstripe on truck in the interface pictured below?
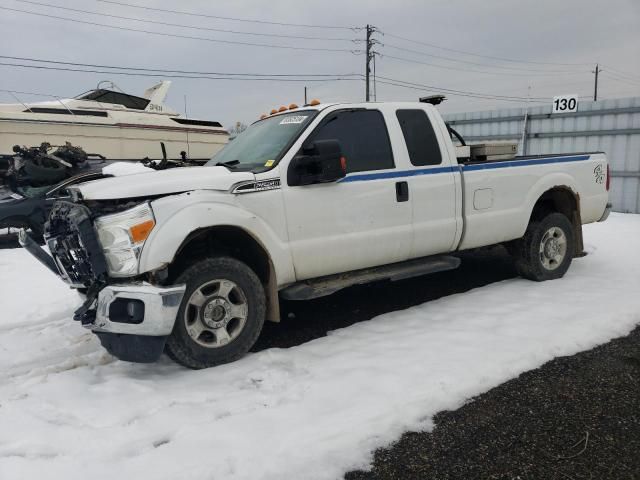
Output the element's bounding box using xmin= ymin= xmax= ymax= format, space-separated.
xmin=338 ymin=154 xmax=592 ymax=183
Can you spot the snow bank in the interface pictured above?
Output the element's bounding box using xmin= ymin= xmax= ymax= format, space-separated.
xmin=102 ymin=162 xmax=152 ymax=176
xmin=0 ymin=214 xmax=639 ymax=480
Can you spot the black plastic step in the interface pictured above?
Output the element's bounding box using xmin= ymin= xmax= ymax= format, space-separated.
xmin=281 ymin=255 xmax=461 ymax=300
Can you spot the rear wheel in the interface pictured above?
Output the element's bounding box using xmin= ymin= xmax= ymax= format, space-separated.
xmin=165 ymin=257 xmax=265 ymax=369
xmin=513 ymin=212 xmax=574 ymax=281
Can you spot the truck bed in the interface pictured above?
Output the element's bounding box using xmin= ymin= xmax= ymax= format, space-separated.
xmin=457 ymin=150 xmax=608 ymax=251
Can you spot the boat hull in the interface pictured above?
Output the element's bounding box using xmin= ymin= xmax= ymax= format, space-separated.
xmin=0 ymin=116 xmax=228 ymax=161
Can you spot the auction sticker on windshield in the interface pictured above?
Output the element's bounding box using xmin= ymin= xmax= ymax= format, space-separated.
xmin=280 ymin=115 xmax=309 ymax=125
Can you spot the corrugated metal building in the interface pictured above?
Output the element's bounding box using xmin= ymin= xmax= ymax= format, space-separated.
xmin=443 ymin=97 xmax=640 ymax=213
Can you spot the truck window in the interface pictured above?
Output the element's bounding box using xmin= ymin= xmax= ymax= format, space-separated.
xmin=309 ymin=110 xmax=394 ymax=173
xmin=396 ymin=109 xmax=442 ymax=166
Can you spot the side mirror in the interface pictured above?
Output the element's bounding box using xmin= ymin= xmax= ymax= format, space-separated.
xmin=287 ymin=139 xmax=346 ymax=187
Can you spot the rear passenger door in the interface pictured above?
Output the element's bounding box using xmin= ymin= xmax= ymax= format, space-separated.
xmin=395 ymin=108 xmax=459 ymax=256
xmin=282 ymin=108 xmax=412 ymax=280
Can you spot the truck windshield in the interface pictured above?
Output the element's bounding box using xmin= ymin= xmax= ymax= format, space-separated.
xmin=206 ymin=110 xmax=316 ymax=171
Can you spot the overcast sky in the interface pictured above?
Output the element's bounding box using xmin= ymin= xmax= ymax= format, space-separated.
xmin=1 ymin=0 xmax=639 ymax=128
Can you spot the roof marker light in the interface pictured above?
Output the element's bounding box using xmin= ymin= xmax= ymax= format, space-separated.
xmin=278 ymin=106 xmax=288 ymax=112
xmin=289 ymin=103 xmax=298 ymax=110
xmin=270 ymin=109 xmax=278 ymax=115
xmin=309 ymin=99 xmax=320 ymax=106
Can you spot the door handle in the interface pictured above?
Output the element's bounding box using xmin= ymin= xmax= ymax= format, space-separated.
xmin=396 ymin=181 xmax=409 ymax=202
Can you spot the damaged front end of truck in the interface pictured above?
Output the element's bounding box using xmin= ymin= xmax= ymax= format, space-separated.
xmin=19 ymin=197 xmax=185 ymax=363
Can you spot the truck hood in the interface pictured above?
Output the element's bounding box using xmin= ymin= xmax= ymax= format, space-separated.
xmin=73 ymin=166 xmax=255 ymax=200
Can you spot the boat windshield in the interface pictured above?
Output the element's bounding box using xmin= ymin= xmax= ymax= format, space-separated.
xmin=76 ymin=89 xmax=150 ymax=110
xmin=206 ymin=110 xmax=317 ymax=171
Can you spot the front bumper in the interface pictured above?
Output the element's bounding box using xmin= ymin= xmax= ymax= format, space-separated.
xmin=21 ymin=207 xmax=185 ymax=336
xmin=599 ymin=202 xmax=612 ymax=222
xmin=91 ymin=283 xmax=185 ymax=336
xmin=20 ymin=226 xmax=187 ymax=363
xmin=89 ymin=283 xmax=186 ymax=363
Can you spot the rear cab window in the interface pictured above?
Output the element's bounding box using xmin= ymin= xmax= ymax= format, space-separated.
xmin=307 ymin=109 xmax=394 ymax=173
xmin=396 ymin=109 xmax=442 ymax=166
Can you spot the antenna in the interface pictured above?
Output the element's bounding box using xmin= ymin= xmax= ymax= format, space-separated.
xmin=184 ymin=94 xmax=190 ymax=158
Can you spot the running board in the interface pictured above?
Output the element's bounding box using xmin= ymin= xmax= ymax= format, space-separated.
xmin=281 ymin=255 xmax=461 ymax=301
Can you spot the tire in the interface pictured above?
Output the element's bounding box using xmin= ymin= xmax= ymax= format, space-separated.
xmin=513 ymin=212 xmax=574 ymax=282
xmin=165 ymin=256 xmax=266 ymax=369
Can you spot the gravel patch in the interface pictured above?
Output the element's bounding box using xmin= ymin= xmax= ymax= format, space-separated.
xmin=346 ymin=326 xmax=640 ymax=480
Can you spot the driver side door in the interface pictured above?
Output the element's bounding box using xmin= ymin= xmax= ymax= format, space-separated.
xmin=281 ymin=108 xmax=412 ymax=281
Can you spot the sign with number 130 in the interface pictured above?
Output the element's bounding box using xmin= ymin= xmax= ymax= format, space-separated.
xmin=552 ymin=94 xmax=578 ymax=114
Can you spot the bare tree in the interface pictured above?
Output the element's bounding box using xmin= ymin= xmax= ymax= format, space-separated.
xmin=228 ymin=121 xmax=248 ymax=138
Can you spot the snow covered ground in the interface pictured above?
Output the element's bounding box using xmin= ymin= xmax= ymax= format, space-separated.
xmin=0 ymin=214 xmax=639 ymax=480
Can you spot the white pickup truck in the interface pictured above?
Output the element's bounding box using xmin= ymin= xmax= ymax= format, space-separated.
xmin=21 ymin=100 xmax=611 ymax=368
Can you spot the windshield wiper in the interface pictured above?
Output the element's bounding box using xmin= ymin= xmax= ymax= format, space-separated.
xmin=215 ymin=159 xmax=240 ymax=169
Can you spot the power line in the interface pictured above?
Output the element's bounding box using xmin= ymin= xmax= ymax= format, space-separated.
xmin=382 ymin=42 xmax=584 ymax=73
xmin=0 ymin=61 xmax=365 ymax=83
xmin=374 ymin=75 xmax=550 ymax=101
xmin=601 ymin=72 xmax=640 ymax=88
xmin=381 ymin=53 xmax=587 ymax=77
xmin=374 ymin=78 xmax=545 ymax=103
xmin=378 ymin=75 xmax=549 ymax=100
xmin=96 ymin=0 xmax=358 ymax=30
xmin=380 ymin=31 xmax=593 ymax=67
xmin=600 ymin=65 xmax=640 ymax=82
xmin=14 ymin=0 xmax=357 ymax=42
xmin=600 ymin=69 xmax=640 ymax=85
xmin=0 ymin=58 xmax=555 ymax=102
xmin=0 ymin=6 xmax=363 ymax=53
xmin=0 ymin=55 xmax=362 ymax=78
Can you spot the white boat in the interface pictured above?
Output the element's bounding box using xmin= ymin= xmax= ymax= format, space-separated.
xmin=0 ymin=81 xmax=228 ymax=161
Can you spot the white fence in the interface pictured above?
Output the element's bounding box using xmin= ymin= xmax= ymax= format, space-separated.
xmin=443 ymin=97 xmax=640 ymax=213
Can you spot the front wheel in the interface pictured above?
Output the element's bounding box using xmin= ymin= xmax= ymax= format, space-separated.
xmin=165 ymin=257 xmax=266 ymax=369
xmin=513 ymin=212 xmax=575 ymax=281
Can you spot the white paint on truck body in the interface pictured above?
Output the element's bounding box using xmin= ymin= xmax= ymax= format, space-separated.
xmin=73 ymin=101 xmax=610 ymax=287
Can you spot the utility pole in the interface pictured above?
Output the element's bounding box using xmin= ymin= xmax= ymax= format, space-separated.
xmin=593 ymin=63 xmax=600 ymax=101
xmin=365 ymin=24 xmax=372 ymax=102
xmin=372 ymin=53 xmax=377 ymax=101
xmin=364 ymin=25 xmax=379 ymax=102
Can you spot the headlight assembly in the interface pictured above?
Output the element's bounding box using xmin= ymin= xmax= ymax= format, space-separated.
xmin=94 ymin=202 xmax=155 ymax=277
